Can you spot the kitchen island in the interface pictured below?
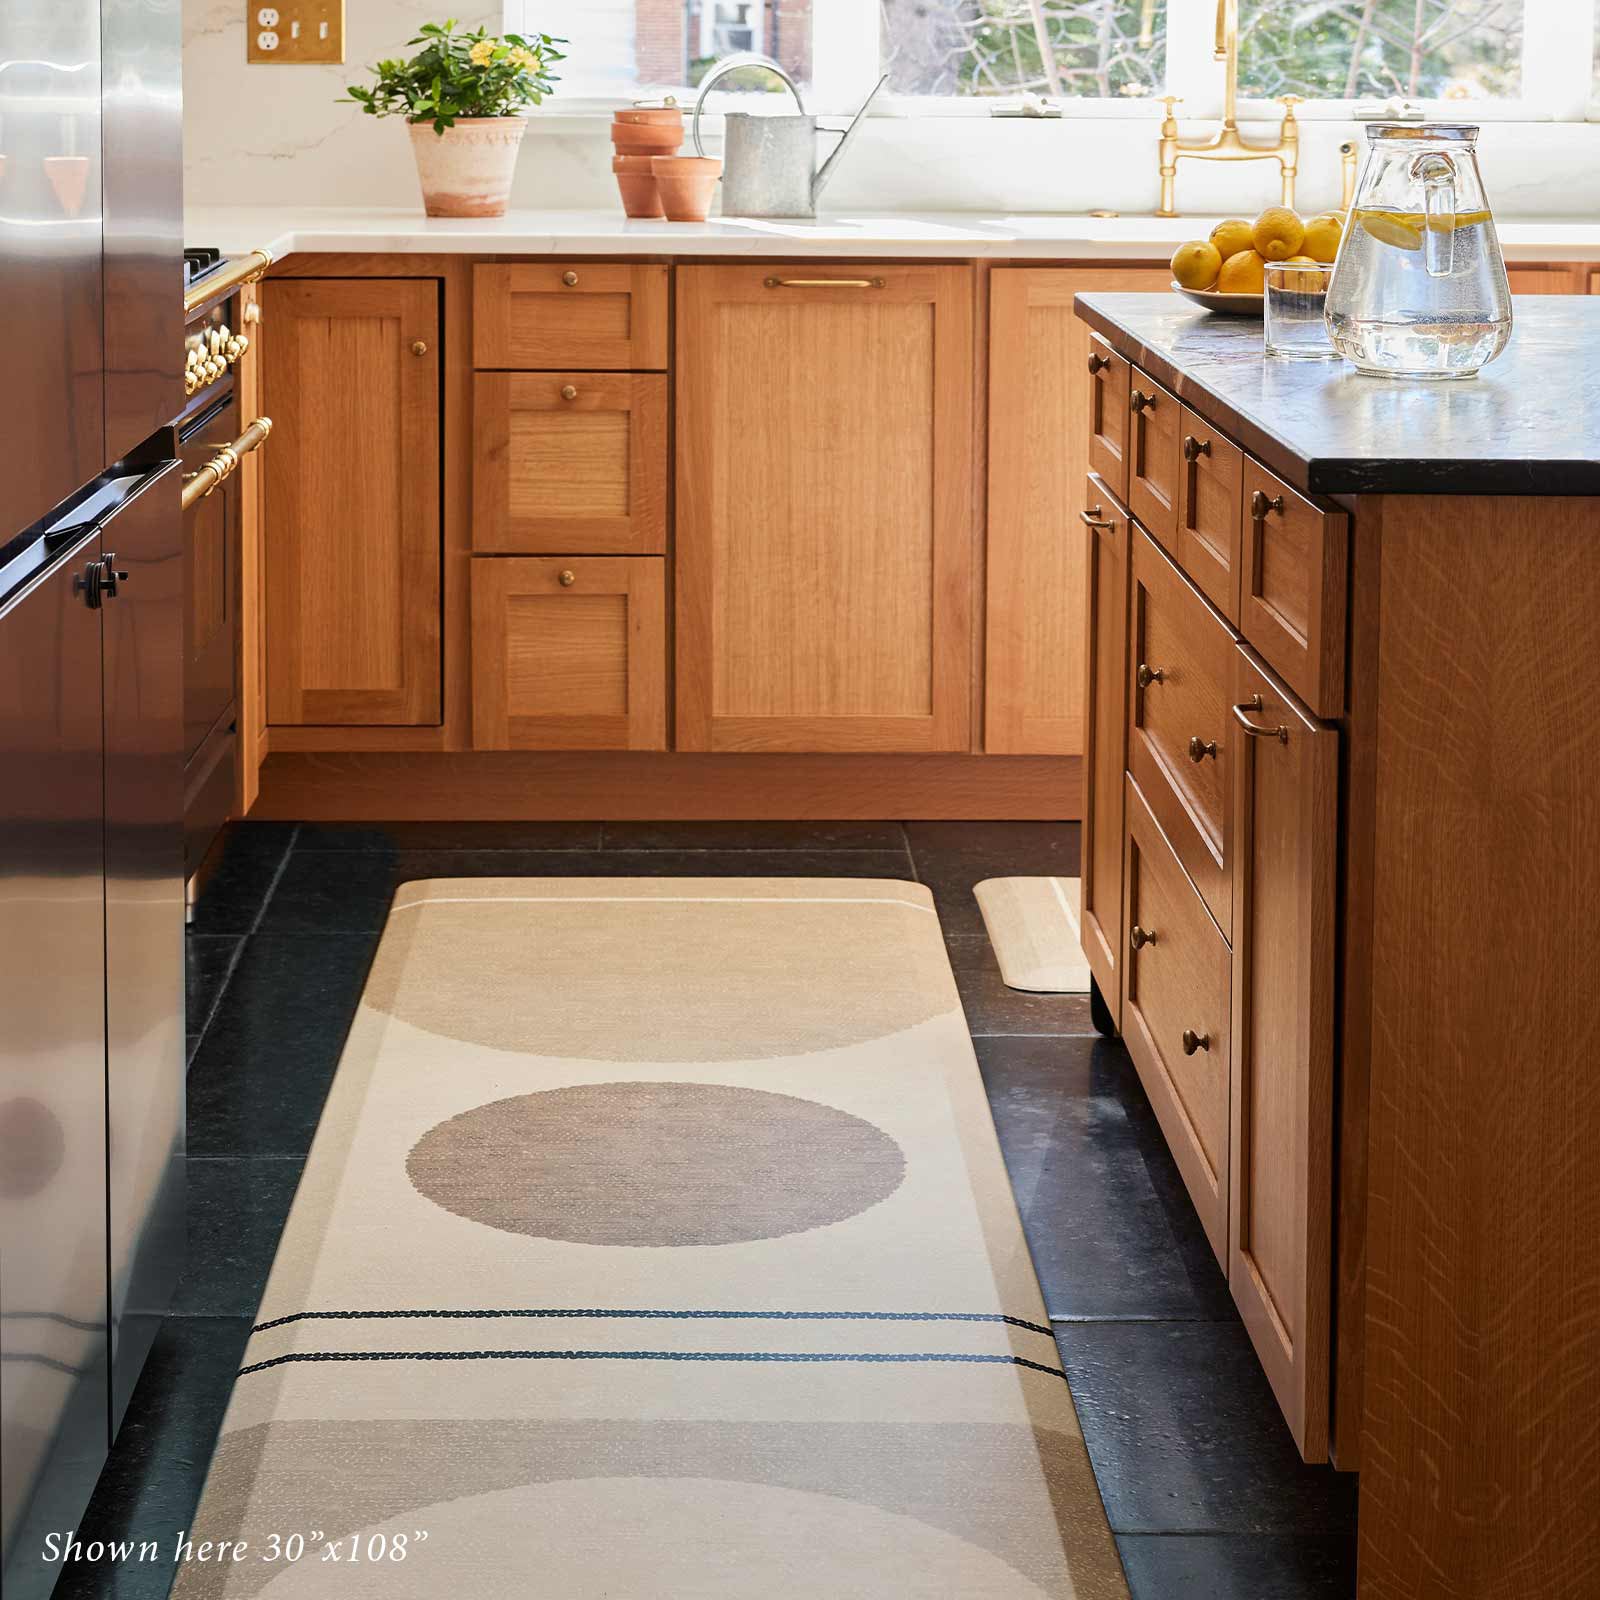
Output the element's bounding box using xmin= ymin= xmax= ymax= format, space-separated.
xmin=1073 ymin=292 xmax=1599 ymax=1600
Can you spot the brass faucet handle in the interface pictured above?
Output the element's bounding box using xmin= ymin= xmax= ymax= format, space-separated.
xmin=1159 ymin=94 xmax=1183 ymax=113
xmin=1278 ymin=94 xmax=1304 ymax=113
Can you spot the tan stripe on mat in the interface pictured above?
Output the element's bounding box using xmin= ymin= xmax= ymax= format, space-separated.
xmin=976 ymin=876 xmax=1092 ymax=994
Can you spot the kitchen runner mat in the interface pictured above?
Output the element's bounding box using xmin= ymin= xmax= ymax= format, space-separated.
xmin=975 ymin=877 xmax=1092 ymax=994
xmin=173 ymin=879 xmax=1127 ymax=1599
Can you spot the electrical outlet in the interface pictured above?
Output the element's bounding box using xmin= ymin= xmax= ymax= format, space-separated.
xmin=247 ymin=0 xmax=344 ymax=63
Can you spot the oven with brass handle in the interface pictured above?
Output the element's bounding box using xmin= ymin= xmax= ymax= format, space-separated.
xmin=181 ymin=417 xmax=272 ymax=512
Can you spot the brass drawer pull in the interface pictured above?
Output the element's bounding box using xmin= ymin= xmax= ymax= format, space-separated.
xmin=1251 ymin=488 xmax=1285 ymax=520
xmin=558 ymin=569 xmax=577 ymax=587
xmin=1079 ymin=505 xmax=1114 ymax=532
xmin=561 ymin=270 xmax=579 ymax=286
xmin=411 ymin=340 xmax=429 ymax=357
xmin=181 ymin=416 xmax=272 ymax=511
xmin=1087 ymin=351 xmax=1110 ymax=375
xmin=561 ymin=384 xmax=579 ymax=401
xmin=1136 ymin=663 xmax=1166 ymax=689
xmin=1130 ymin=388 xmax=1156 ymax=414
xmin=1231 ymin=695 xmax=1289 ymax=743
xmin=1129 ymin=924 xmax=1157 ymax=950
xmin=764 ymin=276 xmax=887 ymax=290
xmin=1181 ymin=1028 xmax=1210 ymax=1056
xmin=1182 ymin=434 xmax=1210 ymax=462
xmin=1187 ymin=735 xmax=1218 ymax=762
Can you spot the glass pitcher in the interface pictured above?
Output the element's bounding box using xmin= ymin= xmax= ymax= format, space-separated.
xmin=1324 ymin=124 xmax=1512 ymax=379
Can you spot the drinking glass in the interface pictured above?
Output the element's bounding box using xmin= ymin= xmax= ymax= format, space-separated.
xmin=1263 ymin=262 xmax=1338 ymax=361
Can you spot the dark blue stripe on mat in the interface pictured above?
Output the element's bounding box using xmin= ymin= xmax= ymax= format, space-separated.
xmin=237 ymin=1349 xmax=1069 ymax=1380
xmin=252 ymin=1308 xmax=1056 ymax=1339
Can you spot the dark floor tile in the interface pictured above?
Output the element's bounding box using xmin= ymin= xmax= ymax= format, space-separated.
xmin=1116 ymin=1533 xmax=1357 ymax=1600
xmin=184 ymin=934 xmax=241 ymax=1039
xmin=906 ymin=822 xmax=1080 ymax=937
xmin=981 ymin=1035 xmax=1233 ymax=1321
xmin=172 ymin=1158 xmax=304 ymax=1318
xmin=187 ymin=934 xmax=378 ymax=1155
xmin=1055 ymin=1320 xmax=1359 ymax=1534
xmin=52 ymin=1317 xmax=250 ymax=1600
xmin=295 ymin=821 xmax=601 ymax=851
xmin=185 ymin=823 xmax=297 ymax=935
xmin=259 ymin=849 xmax=918 ymax=934
xmin=947 ymin=936 xmax=1095 ymax=1037
xmin=601 ymin=820 xmax=908 ymax=851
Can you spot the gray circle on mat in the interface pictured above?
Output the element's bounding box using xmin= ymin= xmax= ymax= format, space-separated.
xmin=406 ymin=1081 xmax=907 ymax=1245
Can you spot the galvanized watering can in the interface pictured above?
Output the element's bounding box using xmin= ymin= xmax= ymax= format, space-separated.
xmin=691 ymin=53 xmax=888 ymax=219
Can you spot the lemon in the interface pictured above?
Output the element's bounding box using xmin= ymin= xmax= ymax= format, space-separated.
xmin=1253 ymin=206 xmax=1306 ymax=261
xmin=1275 ymin=256 xmax=1326 ymax=292
xmin=1302 ymin=212 xmax=1344 ymax=263
xmin=1171 ymin=240 xmax=1223 ymax=291
xmin=1216 ymin=249 xmax=1266 ymax=295
xmin=1209 ymin=218 xmax=1255 ymax=262
xmin=1356 ymin=209 xmax=1423 ymax=250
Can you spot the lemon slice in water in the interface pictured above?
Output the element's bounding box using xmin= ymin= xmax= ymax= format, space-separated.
xmin=1356 ymin=207 xmax=1493 ymax=249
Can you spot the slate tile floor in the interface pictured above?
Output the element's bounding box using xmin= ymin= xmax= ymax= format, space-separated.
xmin=60 ymin=819 xmax=1356 ymax=1600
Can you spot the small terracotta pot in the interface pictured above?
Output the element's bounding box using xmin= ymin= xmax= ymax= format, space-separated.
xmin=651 ymin=156 xmax=720 ymax=223
xmin=612 ymin=155 xmax=664 ymax=219
xmin=610 ymin=117 xmax=683 ymax=156
xmin=408 ymin=117 xmax=526 ymax=217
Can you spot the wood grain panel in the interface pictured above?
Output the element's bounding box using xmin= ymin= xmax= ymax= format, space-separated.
xmin=473 ymin=263 xmax=669 ymax=370
xmin=1177 ymin=405 xmax=1244 ymax=624
xmin=675 ymin=264 xmax=973 ymax=753
xmin=1229 ymin=644 xmax=1337 ymax=1465
xmin=1506 ymin=266 xmax=1587 ymax=294
xmin=984 ymin=266 xmax=1167 ymax=756
xmin=262 ymin=277 xmax=440 ymax=726
xmin=1086 ymin=331 xmax=1134 ymax=499
xmin=1357 ymin=493 xmax=1600 ymax=1600
xmin=1128 ymin=368 xmax=1180 ymax=546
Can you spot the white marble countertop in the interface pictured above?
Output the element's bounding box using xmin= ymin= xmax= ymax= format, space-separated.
xmin=184 ymin=205 xmax=1600 ymax=264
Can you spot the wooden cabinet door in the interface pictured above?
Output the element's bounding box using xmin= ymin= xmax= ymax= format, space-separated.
xmin=1176 ymin=405 xmax=1244 ymax=625
xmin=985 ymin=266 xmax=1165 ymax=755
xmin=263 ymin=278 xmax=440 ymax=726
xmin=1080 ymin=471 xmax=1130 ymax=1026
xmin=675 ymin=264 xmax=973 ymax=753
xmin=470 ymin=557 xmax=665 ymax=750
xmin=1128 ymin=370 xmax=1180 ymax=547
xmin=474 ymin=373 xmax=667 ymax=554
xmin=1229 ymin=645 xmax=1337 ymax=1463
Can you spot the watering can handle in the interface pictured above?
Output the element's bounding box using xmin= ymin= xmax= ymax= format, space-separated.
xmin=692 ymin=53 xmax=806 ymax=159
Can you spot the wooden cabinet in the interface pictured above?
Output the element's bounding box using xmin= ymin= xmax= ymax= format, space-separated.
xmin=675 ymin=264 xmax=974 ymax=753
xmin=985 ymin=266 xmax=1166 ymax=755
xmin=1128 ymin=369 xmax=1180 ymax=545
xmin=1229 ymin=645 xmax=1337 ymax=1463
xmin=1080 ymin=471 xmax=1130 ymax=1027
xmin=473 ymin=373 xmax=667 ymax=555
xmin=1176 ymin=405 xmax=1243 ymax=623
xmin=470 ymin=557 xmax=665 ymax=750
xmin=263 ymin=278 xmax=441 ymax=726
xmin=473 ymin=264 xmax=669 ymax=371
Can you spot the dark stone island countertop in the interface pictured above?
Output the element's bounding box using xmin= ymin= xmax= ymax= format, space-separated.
xmin=1075 ymin=292 xmax=1600 ymax=498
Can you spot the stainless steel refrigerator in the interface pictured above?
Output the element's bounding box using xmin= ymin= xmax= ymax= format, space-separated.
xmin=0 ymin=0 xmax=185 ymax=1591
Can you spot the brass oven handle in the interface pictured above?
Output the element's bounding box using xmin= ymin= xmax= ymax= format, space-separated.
xmin=1251 ymin=488 xmax=1285 ymax=521
xmin=182 ymin=249 xmax=272 ymax=316
xmin=1231 ymin=695 xmax=1289 ymax=743
xmin=1079 ymin=506 xmax=1114 ymax=532
xmin=1183 ymin=434 xmax=1210 ymax=462
xmin=1181 ymin=1028 xmax=1210 ymax=1056
xmin=764 ymin=276 xmax=887 ymax=289
xmin=182 ymin=417 xmax=272 ymax=511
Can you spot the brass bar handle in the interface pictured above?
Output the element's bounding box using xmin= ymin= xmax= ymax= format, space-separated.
xmin=1231 ymin=695 xmax=1289 ymax=744
xmin=182 ymin=417 xmax=272 ymax=511
xmin=1250 ymin=488 xmax=1285 ymax=521
xmin=1079 ymin=506 xmax=1114 ymax=532
xmin=1136 ymin=663 xmax=1166 ymax=689
xmin=1087 ymin=351 xmax=1110 ymax=375
xmin=1183 ymin=434 xmax=1210 ymax=463
xmin=1129 ymin=924 xmax=1157 ymax=951
xmin=1130 ymin=388 xmax=1156 ymax=414
xmin=1181 ymin=1028 xmax=1210 ymax=1056
xmin=1187 ymin=735 xmax=1218 ymax=762
xmin=764 ymin=276 xmax=887 ymax=290
xmin=183 ymin=249 xmax=272 ymax=316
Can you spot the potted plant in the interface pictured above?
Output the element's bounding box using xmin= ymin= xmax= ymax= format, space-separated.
xmin=343 ymin=18 xmax=564 ymax=218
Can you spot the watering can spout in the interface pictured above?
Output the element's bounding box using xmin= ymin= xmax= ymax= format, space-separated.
xmin=812 ymin=73 xmax=889 ymax=207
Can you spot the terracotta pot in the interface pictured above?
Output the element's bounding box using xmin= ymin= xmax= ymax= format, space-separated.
xmin=610 ymin=117 xmax=683 ymax=156
xmin=407 ymin=117 xmax=526 ymax=218
xmin=651 ymin=156 xmax=721 ymax=223
xmin=612 ymin=155 xmax=665 ymax=219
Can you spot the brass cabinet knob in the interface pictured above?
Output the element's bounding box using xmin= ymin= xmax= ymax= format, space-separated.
xmin=558 ymin=569 xmax=577 ymax=587
xmin=561 ymin=384 xmax=578 ymax=401
xmin=1136 ymin=663 xmax=1165 ymax=689
xmin=561 ymin=270 xmax=579 ymax=287
xmin=1251 ymin=489 xmax=1285 ymax=521
xmin=411 ymin=340 xmax=429 ymax=357
xmin=1181 ymin=1029 xmax=1210 ymax=1056
xmin=1187 ymin=735 xmax=1218 ymax=762
xmin=1130 ymin=388 xmax=1155 ymax=414
xmin=1087 ymin=351 xmax=1109 ymax=375
xmin=1182 ymin=434 xmax=1210 ymax=463
xmin=1129 ymin=924 xmax=1157 ymax=950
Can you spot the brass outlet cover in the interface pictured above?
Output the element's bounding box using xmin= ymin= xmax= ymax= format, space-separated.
xmin=247 ymin=0 xmax=345 ymax=64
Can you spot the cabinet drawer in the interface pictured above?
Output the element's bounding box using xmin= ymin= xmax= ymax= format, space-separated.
xmin=1240 ymin=461 xmax=1348 ymax=717
xmin=473 ymin=373 xmax=667 ymax=554
xmin=470 ymin=557 xmax=666 ymax=750
xmin=1086 ymin=334 xmax=1132 ymax=501
xmin=1176 ymin=406 xmax=1243 ymax=623
xmin=1128 ymin=368 xmax=1179 ymax=545
xmin=1128 ymin=526 xmax=1234 ymax=938
xmin=473 ymin=264 xmax=669 ymax=371
xmin=1122 ymin=773 xmax=1231 ymax=1264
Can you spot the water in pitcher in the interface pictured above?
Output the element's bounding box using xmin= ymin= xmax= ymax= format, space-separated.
xmin=1326 ymin=208 xmax=1511 ymax=377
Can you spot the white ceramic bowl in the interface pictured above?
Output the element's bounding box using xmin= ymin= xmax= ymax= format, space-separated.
xmin=1171 ymin=281 xmax=1264 ymax=316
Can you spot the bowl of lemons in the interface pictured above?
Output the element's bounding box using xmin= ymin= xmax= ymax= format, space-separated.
xmin=1170 ymin=208 xmax=1345 ymax=314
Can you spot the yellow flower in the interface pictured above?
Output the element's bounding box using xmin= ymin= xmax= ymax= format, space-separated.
xmin=468 ymin=39 xmax=496 ymax=67
xmin=510 ymin=45 xmax=540 ymax=71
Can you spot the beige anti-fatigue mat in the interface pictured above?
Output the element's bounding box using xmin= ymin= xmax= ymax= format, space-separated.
xmin=173 ymin=879 xmax=1128 ymax=1599
xmin=975 ymin=877 xmax=1092 ymax=994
